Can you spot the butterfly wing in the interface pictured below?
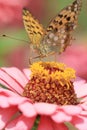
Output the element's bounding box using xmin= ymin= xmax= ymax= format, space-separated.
xmin=22 ymin=8 xmax=45 ymax=48
xmin=41 ymin=0 xmax=82 ymax=55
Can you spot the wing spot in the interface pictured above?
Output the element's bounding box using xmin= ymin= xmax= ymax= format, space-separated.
xmin=58 ymin=14 xmax=63 ymax=18
xmin=54 ymin=36 xmax=58 ymax=41
xmin=64 ymin=15 xmax=67 ymax=18
xmin=24 ymin=19 xmax=29 ymax=22
xmin=60 ymin=29 xmax=65 ymax=34
xmin=73 ymin=25 xmax=77 ymax=30
xmin=48 ymin=25 xmax=53 ymax=29
xmin=33 ymin=31 xmax=37 ymax=34
xmin=26 ymin=24 xmax=30 ymax=27
xmin=36 ymin=26 xmax=39 ymax=29
xmin=58 ymin=30 xmax=60 ymax=33
xmin=49 ymin=33 xmax=55 ymax=39
xmin=53 ymin=19 xmax=58 ymax=23
xmin=74 ymin=4 xmax=78 ymax=8
xmin=63 ymin=35 xmax=66 ymax=39
xmin=61 ymin=39 xmax=65 ymax=44
xmin=53 ymin=43 xmax=56 ymax=46
xmin=74 ymin=7 xmax=77 ymax=11
xmin=59 ymin=21 xmax=63 ymax=25
xmin=68 ymin=6 xmax=71 ymax=10
xmin=54 ymin=28 xmax=58 ymax=32
xmin=38 ymin=32 xmax=42 ymax=35
xmin=66 ymin=16 xmax=71 ymax=21
xmin=46 ymin=39 xmax=51 ymax=44
xmin=32 ymin=21 xmax=35 ymax=24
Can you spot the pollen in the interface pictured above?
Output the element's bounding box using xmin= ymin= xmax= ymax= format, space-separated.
xmin=23 ymin=61 xmax=78 ymax=105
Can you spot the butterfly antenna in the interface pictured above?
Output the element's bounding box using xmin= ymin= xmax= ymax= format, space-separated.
xmin=1 ymin=34 xmax=29 ymax=43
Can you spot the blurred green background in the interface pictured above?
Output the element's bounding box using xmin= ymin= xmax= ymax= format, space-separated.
xmin=0 ymin=0 xmax=87 ymax=69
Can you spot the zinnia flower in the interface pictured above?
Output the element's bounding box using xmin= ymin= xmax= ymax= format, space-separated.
xmin=0 ymin=0 xmax=30 ymax=27
xmin=0 ymin=61 xmax=87 ymax=130
xmin=0 ymin=0 xmax=45 ymax=28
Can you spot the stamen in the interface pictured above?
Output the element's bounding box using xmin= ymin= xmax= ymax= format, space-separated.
xmin=23 ymin=62 xmax=78 ymax=105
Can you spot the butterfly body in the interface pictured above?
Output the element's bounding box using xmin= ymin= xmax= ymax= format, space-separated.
xmin=22 ymin=0 xmax=82 ymax=58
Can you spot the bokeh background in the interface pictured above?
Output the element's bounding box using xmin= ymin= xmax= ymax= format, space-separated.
xmin=0 ymin=0 xmax=87 ymax=80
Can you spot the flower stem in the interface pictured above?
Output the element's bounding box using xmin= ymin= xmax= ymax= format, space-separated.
xmin=32 ymin=115 xmax=40 ymax=130
xmin=65 ymin=122 xmax=78 ymax=130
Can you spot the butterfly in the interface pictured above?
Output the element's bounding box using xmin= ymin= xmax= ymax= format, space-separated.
xmin=22 ymin=0 xmax=82 ymax=59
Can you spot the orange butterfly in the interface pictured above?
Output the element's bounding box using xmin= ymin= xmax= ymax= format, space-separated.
xmin=22 ymin=0 xmax=82 ymax=59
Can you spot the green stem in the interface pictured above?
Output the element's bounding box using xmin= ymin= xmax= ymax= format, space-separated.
xmin=32 ymin=115 xmax=40 ymax=130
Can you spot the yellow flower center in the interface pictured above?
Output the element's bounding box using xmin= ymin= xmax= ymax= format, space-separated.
xmin=23 ymin=61 xmax=78 ymax=105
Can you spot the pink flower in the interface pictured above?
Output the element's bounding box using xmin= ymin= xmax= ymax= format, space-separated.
xmin=0 ymin=0 xmax=45 ymax=28
xmin=58 ymin=44 xmax=87 ymax=80
xmin=0 ymin=63 xmax=87 ymax=130
xmin=0 ymin=0 xmax=30 ymax=27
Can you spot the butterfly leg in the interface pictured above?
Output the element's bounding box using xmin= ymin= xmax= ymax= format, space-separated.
xmin=29 ymin=57 xmax=33 ymax=65
xmin=28 ymin=54 xmax=43 ymax=65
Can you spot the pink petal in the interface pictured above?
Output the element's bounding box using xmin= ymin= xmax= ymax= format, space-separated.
xmin=23 ymin=69 xmax=31 ymax=80
xmin=62 ymin=105 xmax=82 ymax=115
xmin=8 ymin=96 xmax=29 ymax=105
xmin=80 ymin=104 xmax=87 ymax=111
xmin=80 ymin=111 xmax=87 ymax=115
xmin=18 ymin=102 xmax=37 ymax=117
xmin=34 ymin=103 xmax=57 ymax=115
xmin=0 ymin=89 xmax=19 ymax=107
xmin=0 ymin=107 xmax=18 ymax=129
xmin=38 ymin=116 xmax=55 ymax=130
xmin=74 ymin=78 xmax=86 ymax=87
xmin=38 ymin=116 xmax=68 ymax=130
xmin=79 ymin=104 xmax=87 ymax=115
xmin=6 ymin=115 xmax=35 ymax=130
xmin=52 ymin=122 xmax=68 ymax=130
xmin=74 ymin=83 xmax=87 ymax=97
xmin=51 ymin=111 xmax=71 ymax=123
xmin=1 ymin=67 xmax=28 ymax=87
xmin=0 ymin=67 xmax=28 ymax=94
xmin=0 ymin=88 xmax=19 ymax=97
xmin=72 ymin=116 xmax=87 ymax=130
xmin=51 ymin=106 xmax=82 ymax=123
xmin=0 ymin=96 xmax=10 ymax=108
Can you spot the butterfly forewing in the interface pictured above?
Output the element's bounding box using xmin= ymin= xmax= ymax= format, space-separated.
xmin=40 ymin=0 xmax=82 ymax=55
xmin=22 ymin=8 xmax=45 ymax=48
xmin=46 ymin=0 xmax=82 ymax=32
